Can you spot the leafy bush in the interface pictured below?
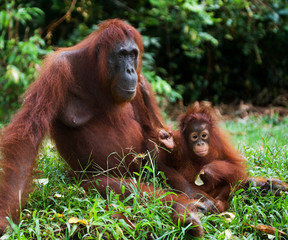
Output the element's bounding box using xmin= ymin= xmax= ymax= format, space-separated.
xmin=139 ymin=0 xmax=288 ymax=104
xmin=0 ymin=1 xmax=49 ymax=122
xmin=1 ymin=0 xmax=288 ymax=122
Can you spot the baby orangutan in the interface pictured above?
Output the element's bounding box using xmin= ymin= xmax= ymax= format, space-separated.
xmin=157 ymin=101 xmax=288 ymax=236
xmin=158 ymin=101 xmax=247 ymax=213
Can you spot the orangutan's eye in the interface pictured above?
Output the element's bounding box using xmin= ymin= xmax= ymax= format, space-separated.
xmin=190 ymin=132 xmax=198 ymax=142
xmin=201 ymin=130 xmax=209 ymax=140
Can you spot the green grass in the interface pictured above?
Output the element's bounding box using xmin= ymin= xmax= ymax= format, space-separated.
xmin=2 ymin=115 xmax=288 ymax=239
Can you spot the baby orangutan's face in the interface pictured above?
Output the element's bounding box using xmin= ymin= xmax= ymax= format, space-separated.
xmin=188 ymin=122 xmax=210 ymax=157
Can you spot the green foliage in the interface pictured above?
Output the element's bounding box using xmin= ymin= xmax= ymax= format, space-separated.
xmin=0 ymin=1 xmax=49 ymax=122
xmin=206 ymin=0 xmax=288 ymax=104
xmin=136 ymin=0 xmax=223 ymax=102
xmin=136 ymin=0 xmax=288 ymax=104
xmin=138 ymin=0 xmax=220 ymax=105
xmin=147 ymin=0 xmax=219 ymax=57
xmin=142 ymin=36 xmax=183 ymax=104
xmin=1 ymin=0 xmax=288 ymax=121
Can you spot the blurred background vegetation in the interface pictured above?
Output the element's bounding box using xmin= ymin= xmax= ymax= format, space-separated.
xmin=0 ymin=0 xmax=288 ymax=122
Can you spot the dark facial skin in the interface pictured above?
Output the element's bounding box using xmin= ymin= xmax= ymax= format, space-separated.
xmin=188 ymin=122 xmax=210 ymax=157
xmin=58 ymin=40 xmax=139 ymax=127
xmin=108 ymin=39 xmax=139 ymax=102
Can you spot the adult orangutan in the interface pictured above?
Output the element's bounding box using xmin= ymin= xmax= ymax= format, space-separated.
xmin=0 ymin=19 xmax=205 ymax=236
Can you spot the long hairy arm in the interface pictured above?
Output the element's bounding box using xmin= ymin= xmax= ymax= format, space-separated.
xmin=0 ymin=54 xmax=71 ymax=233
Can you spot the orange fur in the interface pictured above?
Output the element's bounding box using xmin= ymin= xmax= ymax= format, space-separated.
xmin=0 ymin=19 xmax=200 ymax=235
xmin=159 ymin=101 xmax=247 ymax=213
xmin=0 ymin=19 xmax=148 ymax=233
